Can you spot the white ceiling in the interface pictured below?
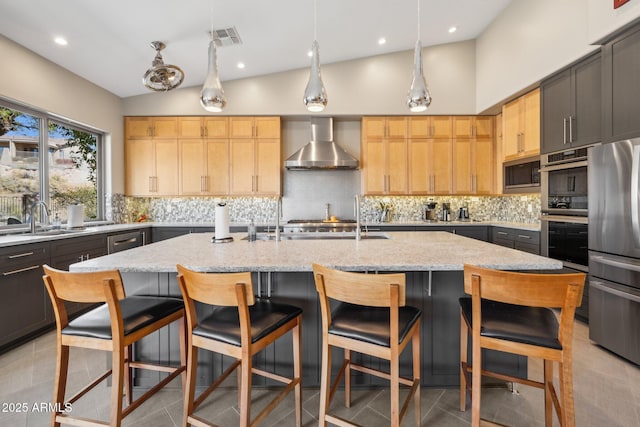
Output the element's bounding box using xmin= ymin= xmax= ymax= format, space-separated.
xmin=0 ymin=0 xmax=512 ymax=98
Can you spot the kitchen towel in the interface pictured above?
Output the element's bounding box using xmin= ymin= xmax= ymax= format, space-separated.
xmin=214 ymin=203 xmax=230 ymax=240
xmin=67 ymin=204 xmax=85 ymax=228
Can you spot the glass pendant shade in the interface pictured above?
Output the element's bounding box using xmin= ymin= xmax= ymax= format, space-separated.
xmin=303 ymin=40 xmax=328 ymax=112
xmin=407 ymin=40 xmax=432 ymax=112
xmin=200 ymin=39 xmax=226 ymax=112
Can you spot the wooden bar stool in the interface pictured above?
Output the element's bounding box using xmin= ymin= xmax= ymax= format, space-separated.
xmin=42 ymin=265 xmax=187 ymax=427
xmin=312 ymin=264 xmax=422 ymax=427
xmin=176 ymin=264 xmax=303 ymax=427
xmin=459 ymin=264 xmax=586 ymax=427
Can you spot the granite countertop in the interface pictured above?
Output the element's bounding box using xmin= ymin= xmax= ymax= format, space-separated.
xmin=69 ymin=231 xmax=560 ymax=273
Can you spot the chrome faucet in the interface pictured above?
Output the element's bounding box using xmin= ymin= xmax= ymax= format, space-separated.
xmin=354 ymin=194 xmax=361 ymax=241
xmin=325 ymin=203 xmax=330 ymax=221
xmin=29 ymin=201 xmax=51 ymax=234
xmin=275 ymin=197 xmax=282 ymax=242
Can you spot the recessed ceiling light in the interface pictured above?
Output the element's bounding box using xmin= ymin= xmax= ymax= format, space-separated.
xmin=307 ymin=50 xmax=313 ymax=57
xmin=378 ymin=37 xmax=386 ymax=45
xmin=54 ymin=36 xmax=68 ymax=46
xmin=448 ymin=26 xmax=457 ymax=34
xmin=237 ymin=62 xmax=245 ymax=69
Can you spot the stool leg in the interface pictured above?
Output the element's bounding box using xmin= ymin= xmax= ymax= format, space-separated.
xmin=51 ymin=343 xmax=69 ymax=427
xmin=544 ymin=359 xmax=553 ymax=427
xmin=344 ymin=349 xmax=351 ymax=408
xmin=318 ymin=340 xmax=332 ymax=427
xmin=239 ymin=357 xmax=252 ymax=427
xmin=178 ymin=317 xmax=187 ymax=396
xmin=413 ymin=327 xmax=421 ymax=427
xmin=292 ymin=319 xmax=302 ymax=427
xmin=110 ymin=347 xmax=125 ymax=427
xmin=471 ymin=336 xmax=481 ymax=427
xmin=124 ymin=345 xmax=133 ymax=406
xmin=183 ymin=343 xmax=198 ymax=427
xmin=559 ymin=356 xmax=576 ymax=427
xmin=460 ymin=313 xmax=468 ymax=412
xmin=390 ymin=348 xmax=400 ymax=427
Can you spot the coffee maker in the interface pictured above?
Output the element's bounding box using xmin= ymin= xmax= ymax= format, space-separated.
xmin=423 ymin=201 xmax=438 ymax=222
xmin=457 ymin=206 xmax=470 ymax=221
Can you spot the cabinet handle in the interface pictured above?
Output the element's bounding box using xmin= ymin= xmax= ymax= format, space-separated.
xmin=3 ymin=265 xmax=40 ymax=276
xmin=431 ymin=175 xmax=435 ymax=193
xmin=517 ymin=234 xmax=532 ymax=240
xmin=563 ymin=118 xmax=567 ymax=144
xmin=568 ymin=116 xmax=573 ymax=143
xmin=497 ymin=231 xmax=509 ymax=236
xmin=429 ymin=126 xmax=434 ymax=138
xmin=8 ymin=251 xmax=34 ymax=259
xmin=255 ymin=175 xmax=259 ymax=192
xmin=148 ymin=127 xmax=152 ymax=137
xmin=78 ymin=255 xmax=84 ymax=262
xmin=148 ymin=176 xmax=154 ymax=192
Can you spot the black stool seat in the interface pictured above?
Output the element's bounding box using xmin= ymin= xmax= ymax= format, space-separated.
xmin=329 ymin=302 xmax=422 ymax=347
xmin=193 ymin=299 xmax=303 ymax=346
xmin=63 ymin=296 xmax=184 ymax=340
xmin=459 ymin=296 xmax=561 ymax=350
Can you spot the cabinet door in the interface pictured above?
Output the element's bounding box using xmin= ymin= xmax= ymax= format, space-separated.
xmin=154 ymin=139 xmax=179 ymax=195
xmin=409 ymin=139 xmax=429 ymax=194
xmin=453 ymin=117 xmax=473 ymax=139
xmin=542 ymin=70 xmax=571 ymax=153
xmin=502 ymin=99 xmax=521 ymax=160
xmin=255 ymin=117 xmax=281 ymax=138
xmin=387 ymin=138 xmax=407 ymax=194
xmin=125 ymin=139 xmax=154 ymax=196
xmin=206 ymin=139 xmax=229 ymax=195
xmin=362 ymin=138 xmax=386 ymax=194
xmin=255 ymin=139 xmax=281 ymax=195
xmin=432 ymin=139 xmax=453 ymax=194
xmin=452 ymin=139 xmax=472 ymax=194
xmin=474 ymin=117 xmax=494 ymax=139
xmin=386 ymin=117 xmax=407 ymax=138
xmin=610 ymin=27 xmax=640 ymax=141
xmin=431 ymin=116 xmax=452 ymax=139
xmin=178 ymin=117 xmax=203 ymax=138
xmin=522 ymin=89 xmax=540 ymax=155
xmin=409 ymin=117 xmax=430 ymax=138
xmin=203 ymin=117 xmax=229 ymax=138
xmin=229 ymin=117 xmax=256 ymax=138
xmin=125 ymin=117 xmax=152 ymax=139
xmin=180 ymin=139 xmax=206 ymax=194
xmin=151 ymin=117 xmax=178 ymax=138
xmin=230 ymin=139 xmax=256 ymax=194
xmin=573 ymin=53 xmax=601 ymax=147
xmin=474 ymin=139 xmax=494 ymax=195
xmin=362 ymin=117 xmax=387 ymax=139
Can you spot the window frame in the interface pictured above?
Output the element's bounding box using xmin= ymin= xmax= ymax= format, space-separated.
xmin=0 ymin=97 xmax=106 ymax=229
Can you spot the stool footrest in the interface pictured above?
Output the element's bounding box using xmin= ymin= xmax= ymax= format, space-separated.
xmin=121 ymin=364 xmax=186 ymax=417
xmin=54 ymin=414 xmax=110 ymax=426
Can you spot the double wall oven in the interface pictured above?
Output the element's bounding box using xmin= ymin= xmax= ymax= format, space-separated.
xmin=541 ymin=147 xmax=589 ymax=272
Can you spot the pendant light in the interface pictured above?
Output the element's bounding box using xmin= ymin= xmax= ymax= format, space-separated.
xmin=200 ymin=1 xmax=226 ymax=112
xmin=303 ymin=0 xmax=328 ymax=112
xmin=407 ymin=0 xmax=432 ymax=112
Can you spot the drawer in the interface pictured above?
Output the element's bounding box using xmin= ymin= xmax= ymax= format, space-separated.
xmin=514 ymin=230 xmax=540 ymax=245
xmin=492 ymin=227 xmax=514 ymax=242
xmin=0 ymin=243 xmax=49 ymax=271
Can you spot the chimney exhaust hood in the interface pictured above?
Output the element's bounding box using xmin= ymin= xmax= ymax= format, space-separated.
xmin=285 ymin=117 xmax=359 ymax=170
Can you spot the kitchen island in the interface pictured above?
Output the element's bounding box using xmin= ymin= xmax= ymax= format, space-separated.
xmin=70 ymin=231 xmax=561 ymax=388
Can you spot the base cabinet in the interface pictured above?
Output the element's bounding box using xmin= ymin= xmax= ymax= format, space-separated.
xmin=0 ymin=243 xmax=50 ymax=350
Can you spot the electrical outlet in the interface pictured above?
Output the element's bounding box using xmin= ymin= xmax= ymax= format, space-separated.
xmin=527 ymin=203 xmax=533 ymax=213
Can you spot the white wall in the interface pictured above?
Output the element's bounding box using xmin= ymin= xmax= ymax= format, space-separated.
xmin=123 ymin=40 xmax=477 ymax=116
xmin=476 ymin=0 xmax=640 ymax=112
xmin=0 ymin=35 xmax=124 ymax=193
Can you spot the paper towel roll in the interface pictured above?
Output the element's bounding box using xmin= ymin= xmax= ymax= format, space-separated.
xmin=67 ymin=204 xmax=85 ymax=228
xmin=214 ymin=203 xmax=230 ymax=240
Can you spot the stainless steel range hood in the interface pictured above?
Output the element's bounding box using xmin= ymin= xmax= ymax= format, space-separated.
xmin=285 ymin=117 xmax=359 ymax=170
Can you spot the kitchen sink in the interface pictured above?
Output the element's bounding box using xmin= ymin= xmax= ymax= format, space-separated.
xmin=33 ymin=228 xmax=86 ymax=236
xmin=243 ymin=232 xmax=390 ymax=241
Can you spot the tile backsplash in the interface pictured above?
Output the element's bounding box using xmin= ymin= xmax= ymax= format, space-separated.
xmin=110 ymin=193 xmax=540 ymax=225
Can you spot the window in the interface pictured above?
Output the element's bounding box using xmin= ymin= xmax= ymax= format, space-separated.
xmin=0 ymin=101 xmax=104 ymax=228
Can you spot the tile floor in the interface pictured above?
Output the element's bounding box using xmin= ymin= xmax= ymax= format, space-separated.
xmin=0 ymin=320 xmax=638 ymax=426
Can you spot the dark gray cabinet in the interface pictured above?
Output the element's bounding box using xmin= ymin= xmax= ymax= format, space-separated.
xmin=414 ymin=225 xmax=488 ymax=242
xmin=0 ymin=243 xmax=50 ymax=350
xmin=50 ymin=235 xmax=108 ymax=318
xmin=603 ymin=24 xmax=640 ymax=141
xmin=541 ymin=52 xmax=602 ymax=153
xmin=151 ymin=226 xmax=243 ymax=242
xmin=491 ymin=227 xmax=540 ymax=255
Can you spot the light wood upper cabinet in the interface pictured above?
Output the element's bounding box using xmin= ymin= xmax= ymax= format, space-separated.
xmin=125 ymin=138 xmax=179 ymax=196
xmin=230 ymin=138 xmax=281 ymax=195
xmin=178 ymin=117 xmax=228 ymax=139
xmin=125 ymin=117 xmax=178 ymax=139
xmin=179 ymin=138 xmax=229 ymax=195
xmin=452 ymin=138 xmax=494 ymax=195
xmin=230 ymin=117 xmax=280 ymax=139
xmin=502 ymin=88 xmax=540 ymax=160
xmin=408 ymin=138 xmax=452 ymax=194
xmin=495 ymin=113 xmax=504 ymax=195
xmin=409 ymin=116 xmax=452 ymax=139
xmin=361 ymin=117 xmax=408 ymax=194
xmin=453 ymin=116 xmax=493 ymax=139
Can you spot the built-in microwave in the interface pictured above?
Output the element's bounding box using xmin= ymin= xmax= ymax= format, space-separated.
xmin=503 ymin=157 xmax=541 ymax=193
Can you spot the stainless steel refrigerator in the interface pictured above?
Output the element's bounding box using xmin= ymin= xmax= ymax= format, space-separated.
xmin=589 ymin=139 xmax=640 ymax=365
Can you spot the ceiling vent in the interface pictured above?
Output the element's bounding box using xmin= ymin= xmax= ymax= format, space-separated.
xmin=212 ymin=27 xmax=242 ymax=47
